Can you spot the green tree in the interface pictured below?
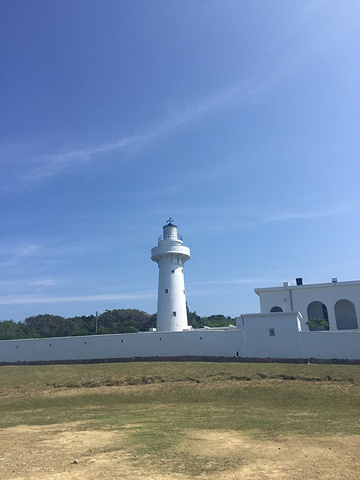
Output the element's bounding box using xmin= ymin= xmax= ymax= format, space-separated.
xmin=205 ymin=314 xmax=234 ymax=327
xmin=97 ymin=309 xmax=155 ymax=334
xmin=71 ymin=315 xmax=96 ymax=336
xmin=24 ymin=314 xmax=74 ymax=338
xmin=0 ymin=307 xmax=236 ymax=340
xmin=0 ymin=320 xmax=28 ymax=340
xmin=186 ymin=305 xmax=203 ymax=328
xmin=306 ymin=318 xmax=330 ymax=331
xmin=186 ymin=305 xmax=235 ymax=328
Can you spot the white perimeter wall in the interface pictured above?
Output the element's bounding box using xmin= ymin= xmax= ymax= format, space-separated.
xmin=0 ymin=312 xmax=359 ymax=363
xmin=0 ymin=329 xmax=241 ymax=364
xmin=237 ymin=312 xmax=360 ymax=360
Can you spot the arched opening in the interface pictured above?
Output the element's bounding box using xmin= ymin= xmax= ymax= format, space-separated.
xmin=307 ymin=301 xmax=329 ymax=331
xmin=335 ymin=299 xmax=358 ymax=330
xmin=270 ymin=306 xmax=283 ymax=313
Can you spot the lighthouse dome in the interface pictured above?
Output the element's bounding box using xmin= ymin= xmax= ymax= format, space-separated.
xmin=157 ymin=220 xmax=183 ymax=244
xmin=163 ymin=223 xmax=177 ymax=237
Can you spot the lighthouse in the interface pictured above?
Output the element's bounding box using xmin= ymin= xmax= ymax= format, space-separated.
xmin=151 ymin=220 xmax=190 ymax=331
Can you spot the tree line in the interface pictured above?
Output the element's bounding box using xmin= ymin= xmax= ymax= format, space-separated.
xmin=0 ymin=308 xmax=235 ymax=340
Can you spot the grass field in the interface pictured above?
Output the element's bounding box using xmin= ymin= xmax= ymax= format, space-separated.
xmin=0 ymin=362 xmax=359 ymax=479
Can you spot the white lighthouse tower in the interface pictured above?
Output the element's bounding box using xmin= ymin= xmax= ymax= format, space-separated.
xmin=151 ymin=220 xmax=190 ymax=331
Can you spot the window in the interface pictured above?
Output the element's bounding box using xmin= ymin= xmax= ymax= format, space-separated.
xmin=307 ymin=301 xmax=329 ymax=331
xmin=172 ymin=270 xmax=175 ymax=273
xmin=269 ymin=329 xmax=275 ymax=336
xmin=270 ymin=306 xmax=283 ymax=313
xmin=173 ymin=311 xmax=176 ymax=316
xmin=165 ymin=289 xmax=168 ymax=293
xmin=335 ymin=299 xmax=358 ymax=330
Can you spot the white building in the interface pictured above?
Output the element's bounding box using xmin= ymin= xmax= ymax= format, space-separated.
xmin=255 ymin=277 xmax=360 ymax=332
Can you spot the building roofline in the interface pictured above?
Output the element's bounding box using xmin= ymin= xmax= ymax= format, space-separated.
xmin=254 ymin=279 xmax=360 ymax=295
xmin=237 ymin=311 xmax=302 ymax=318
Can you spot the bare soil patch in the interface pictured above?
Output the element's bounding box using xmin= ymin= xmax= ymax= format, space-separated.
xmin=0 ymin=424 xmax=359 ymax=480
xmin=181 ymin=430 xmax=360 ymax=479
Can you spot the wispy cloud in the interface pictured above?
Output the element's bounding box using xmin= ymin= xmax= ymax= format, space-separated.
xmin=265 ymin=205 xmax=349 ymax=223
xmin=0 ymin=276 xmax=59 ymax=290
xmin=4 ymin=54 xmax=310 ymax=192
xmin=188 ymin=277 xmax=280 ymax=287
xmin=13 ymin=81 xmax=260 ymax=186
xmin=266 ymin=0 xmax=330 ymax=53
xmin=27 ymin=278 xmax=58 ymax=288
xmin=0 ymin=241 xmax=41 ymax=267
xmin=144 ymin=203 xmax=352 ymax=237
xmin=0 ymin=291 xmax=156 ymax=306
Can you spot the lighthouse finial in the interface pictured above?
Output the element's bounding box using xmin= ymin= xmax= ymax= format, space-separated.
xmin=167 ymin=217 xmax=173 ymax=224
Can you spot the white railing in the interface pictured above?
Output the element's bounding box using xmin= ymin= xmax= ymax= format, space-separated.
xmin=158 ymin=234 xmax=183 ymax=242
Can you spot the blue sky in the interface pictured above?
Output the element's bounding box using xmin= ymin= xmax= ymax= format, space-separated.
xmin=1 ymin=0 xmax=359 ymax=322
